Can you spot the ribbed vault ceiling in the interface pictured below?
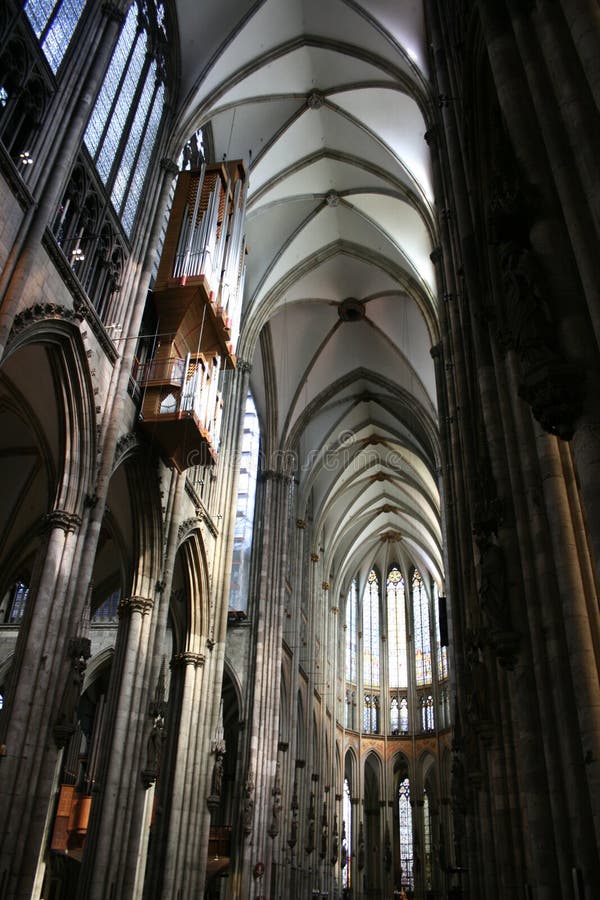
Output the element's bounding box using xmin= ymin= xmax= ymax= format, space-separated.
xmin=173 ymin=0 xmax=442 ymax=593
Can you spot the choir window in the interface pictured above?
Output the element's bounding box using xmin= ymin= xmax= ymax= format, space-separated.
xmin=345 ymin=579 xmax=358 ymax=683
xmin=413 ymin=569 xmax=432 ymax=685
xmin=399 ymin=777 xmax=413 ymax=890
xmin=362 ymin=569 xmax=380 ymax=689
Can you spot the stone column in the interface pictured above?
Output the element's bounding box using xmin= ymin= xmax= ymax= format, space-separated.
xmin=165 ymin=651 xmax=209 ymax=900
xmin=0 ymin=509 xmax=86 ymax=900
xmin=476 ymin=0 xmax=600 ymax=645
xmin=239 ymin=469 xmax=291 ymax=899
xmin=560 ymin=0 xmax=600 ymax=111
xmin=76 ymin=593 xmax=157 ymax=900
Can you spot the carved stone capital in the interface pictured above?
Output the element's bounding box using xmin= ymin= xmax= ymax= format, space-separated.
xmin=296 ymin=519 xmax=307 ymax=529
xmin=101 ymin=2 xmax=127 ymax=25
xmin=311 ymin=553 xmax=320 ymax=563
xmin=322 ymin=582 xmax=330 ymax=591
xmin=44 ymin=510 xmax=82 ymax=534
xmin=160 ymin=157 xmax=179 ymax=176
xmin=519 ymin=357 xmax=585 ymax=441
xmin=118 ymin=596 xmax=153 ymax=617
xmin=237 ymin=358 xmax=253 ymax=374
xmin=171 ymin=651 xmax=205 ymax=669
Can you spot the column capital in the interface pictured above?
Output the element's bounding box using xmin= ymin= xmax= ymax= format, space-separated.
xmin=258 ymin=469 xmax=292 ymax=484
xmin=237 ymin=358 xmax=253 ymax=374
xmin=160 ymin=157 xmax=179 ymax=177
xmin=118 ymin=595 xmax=153 ymax=617
xmin=171 ymin=651 xmax=205 ymax=669
xmin=44 ymin=509 xmax=82 ymax=533
xmin=101 ymin=2 xmax=127 ymax=25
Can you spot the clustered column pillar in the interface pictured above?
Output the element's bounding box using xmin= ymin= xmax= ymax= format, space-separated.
xmin=239 ymin=469 xmax=291 ymax=899
xmin=0 ymin=509 xmax=86 ymax=900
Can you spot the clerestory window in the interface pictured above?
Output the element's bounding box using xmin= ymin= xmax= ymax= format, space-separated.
xmin=84 ymin=0 xmax=167 ymax=235
xmin=24 ymin=0 xmax=87 ymax=74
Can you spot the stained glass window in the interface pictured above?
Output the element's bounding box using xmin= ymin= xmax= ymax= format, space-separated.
xmin=434 ymin=584 xmax=449 ymax=680
xmin=420 ymin=694 xmax=434 ymax=731
xmin=345 ymin=690 xmax=352 ymax=729
xmin=391 ymin=697 xmax=399 ymax=734
xmin=342 ymin=778 xmax=352 ymax=889
xmin=424 ymin=789 xmax=432 ymax=889
xmin=229 ymin=392 xmax=260 ymax=612
xmin=400 ymin=696 xmax=409 ymax=733
xmin=399 ymin=778 xmax=413 ymax=889
xmin=363 ymin=694 xmax=378 ymax=733
xmin=83 ymin=1 xmax=166 ymax=235
xmin=345 ymin=579 xmax=358 ymax=682
xmin=362 ymin=569 xmax=380 ymax=688
xmin=413 ymin=570 xmax=432 ymax=685
xmin=25 ymin=0 xmax=87 ymax=74
xmin=3 ymin=581 xmax=29 ymax=624
xmin=388 ymin=566 xmax=407 ymax=689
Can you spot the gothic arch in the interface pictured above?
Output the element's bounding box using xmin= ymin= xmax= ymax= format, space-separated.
xmin=171 ymin=529 xmax=211 ymax=654
xmin=3 ymin=317 xmax=97 ymax=515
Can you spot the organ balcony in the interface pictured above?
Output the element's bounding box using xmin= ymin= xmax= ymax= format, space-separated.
xmin=135 ymin=351 xmax=224 ymax=472
xmin=152 ymin=160 xmax=248 ymax=365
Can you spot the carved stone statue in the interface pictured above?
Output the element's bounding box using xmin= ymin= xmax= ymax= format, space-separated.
xmin=53 ymin=637 xmax=91 ymax=749
xmin=477 ymin=533 xmax=508 ymax=632
xmin=497 ymin=238 xmax=554 ymax=366
xmin=357 ymin=820 xmax=365 ymax=870
xmin=243 ymin=770 xmax=254 ymax=835
xmin=211 ymin=751 xmax=224 ymax=798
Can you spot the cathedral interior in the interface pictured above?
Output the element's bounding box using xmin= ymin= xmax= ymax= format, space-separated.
xmin=0 ymin=1 xmax=599 ymax=899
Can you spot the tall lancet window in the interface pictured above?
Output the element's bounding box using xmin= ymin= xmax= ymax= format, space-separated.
xmin=342 ymin=777 xmax=352 ymax=890
xmin=84 ymin=0 xmax=166 ymax=234
xmin=345 ymin=579 xmax=358 ymax=683
xmin=362 ymin=570 xmax=380 ymax=733
xmin=424 ymin=788 xmax=433 ymax=889
xmin=25 ymin=0 xmax=87 ymax=73
xmin=399 ymin=777 xmax=414 ymax=889
xmin=362 ymin=569 xmax=380 ymax=688
xmin=229 ymin=392 xmax=260 ymax=613
xmin=413 ymin=570 xmax=432 ymax=685
xmin=387 ymin=567 xmax=407 ymax=688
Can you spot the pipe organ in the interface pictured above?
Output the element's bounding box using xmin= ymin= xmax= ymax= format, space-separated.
xmin=137 ymin=161 xmax=247 ymax=471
